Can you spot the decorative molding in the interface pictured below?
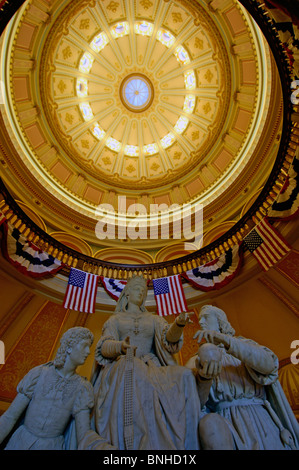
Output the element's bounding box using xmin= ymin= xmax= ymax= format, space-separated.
xmin=259 ymin=275 xmax=299 ymax=319
xmin=275 ymin=250 xmax=299 ymax=289
xmin=0 ymin=292 xmax=35 ymax=338
xmin=0 ymin=301 xmax=69 ymax=402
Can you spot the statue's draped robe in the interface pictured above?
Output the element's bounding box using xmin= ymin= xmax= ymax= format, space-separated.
xmin=93 ymin=311 xmax=202 ymax=450
xmin=202 ymin=337 xmax=299 ymax=450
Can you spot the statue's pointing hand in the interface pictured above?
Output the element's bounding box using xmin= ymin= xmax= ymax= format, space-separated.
xmin=176 ymin=311 xmax=194 ymax=326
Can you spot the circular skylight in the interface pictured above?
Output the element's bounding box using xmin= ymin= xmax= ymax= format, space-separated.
xmin=125 ymin=78 xmax=149 ymax=107
xmin=120 ymin=74 xmax=154 ymax=112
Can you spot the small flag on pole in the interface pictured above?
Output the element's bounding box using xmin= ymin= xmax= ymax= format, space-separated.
xmin=63 ymin=268 xmax=98 ymax=313
xmin=153 ymin=274 xmax=188 ymax=316
xmin=243 ymin=218 xmax=291 ymax=271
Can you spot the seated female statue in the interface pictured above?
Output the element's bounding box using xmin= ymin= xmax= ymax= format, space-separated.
xmin=92 ymin=275 xmax=229 ymax=451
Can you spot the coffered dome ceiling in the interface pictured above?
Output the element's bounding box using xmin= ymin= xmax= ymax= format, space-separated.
xmin=0 ymin=0 xmax=283 ymax=254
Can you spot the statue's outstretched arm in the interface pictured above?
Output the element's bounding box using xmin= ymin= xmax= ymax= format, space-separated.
xmin=0 ymin=393 xmax=29 ymax=444
xmin=166 ymin=312 xmax=192 ymax=343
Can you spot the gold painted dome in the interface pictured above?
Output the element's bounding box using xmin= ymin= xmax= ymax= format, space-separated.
xmin=40 ymin=0 xmax=234 ymax=190
xmin=0 ymin=0 xmax=283 ymax=253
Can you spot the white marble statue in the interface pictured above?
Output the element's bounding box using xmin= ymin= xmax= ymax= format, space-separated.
xmin=191 ymin=304 xmax=299 ymax=450
xmin=0 ymin=327 xmax=99 ymax=450
xmin=90 ymin=275 xmax=233 ymax=451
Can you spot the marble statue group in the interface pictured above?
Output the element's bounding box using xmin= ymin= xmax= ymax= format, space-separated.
xmin=0 ymin=275 xmax=298 ymax=450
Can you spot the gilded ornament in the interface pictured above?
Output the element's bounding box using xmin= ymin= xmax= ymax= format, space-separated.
xmin=140 ymin=0 xmax=153 ymax=10
xmin=126 ymin=164 xmax=136 ymax=174
xmin=57 ymin=80 xmax=67 ymax=94
xmin=204 ymin=69 xmax=214 ymax=83
xmin=81 ymin=140 xmax=90 ymax=149
xmin=5 ymin=0 xmax=267 ymax=210
xmin=203 ymin=102 xmax=211 ymax=114
xmin=65 ymin=113 xmax=74 ymax=125
xmin=79 ymin=18 xmax=90 ymax=29
xmin=173 ymin=151 xmax=182 ymax=160
xmin=102 ymin=157 xmax=112 ymax=166
xmin=107 ymin=1 xmax=119 ymax=13
xmin=62 ymin=46 xmax=72 ymax=60
xmin=150 ymin=162 xmax=160 ymax=171
xmin=191 ymin=130 xmax=199 ymax=141
xmin=172 ymin=12 xmax=183 ymax=23
xmin=194 ymin=37 xmax=203 ymax=49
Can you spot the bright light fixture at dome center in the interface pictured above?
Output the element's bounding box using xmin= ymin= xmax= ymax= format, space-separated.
xmin=125 ymin=78 xmax=150 ymax=108
xmin=120 ymin=74 xmax=153 ymax=112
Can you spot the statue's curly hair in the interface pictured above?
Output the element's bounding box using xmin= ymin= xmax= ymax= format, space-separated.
xmin=54 ymin=326 xmax=94 ymax=369
xmin=199 ymin=305 xmax=235 ymax=336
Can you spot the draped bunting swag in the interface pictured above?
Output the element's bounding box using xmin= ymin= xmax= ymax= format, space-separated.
xmin=0 ymin=217 xmax=63 ymax=279
xmin=268 ymin=146 xmax=299 ymax=220
xmin=182 ymin=244 xmax=242 ymax=292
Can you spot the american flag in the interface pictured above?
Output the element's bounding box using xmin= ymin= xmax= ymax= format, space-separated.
xmin=153 ymin=274 xmax=188 ymax=316
xmin=63 ymin=268 xmax=98 ymax=313
xmin=243 ymin=218 xmax=291 ymax=271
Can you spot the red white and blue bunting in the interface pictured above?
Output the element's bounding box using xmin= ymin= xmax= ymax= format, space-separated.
xmin=0 ymin=219 xmax=63 ymax=279
xmin=100 ymin=276 xmax=127 ymax=301
xmin=181 ymin=244 xmax=242 ymax=291
xmin=268 ymin=146 xmax=299 ymax=220
xmin=264 ymin=1 xmax=299 ymax=79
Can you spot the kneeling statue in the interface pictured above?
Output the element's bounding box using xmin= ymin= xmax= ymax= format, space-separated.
xmin=0 ymin=326 xmax=109 ymax=450
xmin=190 ymin=305 xmax=299 ymax=450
